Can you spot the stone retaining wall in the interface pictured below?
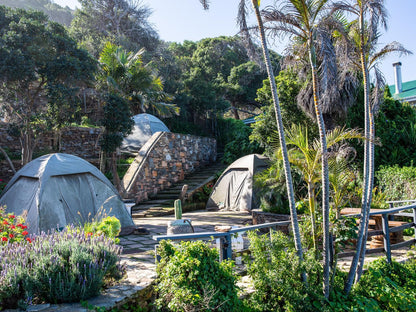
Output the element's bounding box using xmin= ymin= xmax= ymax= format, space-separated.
xmin=122 ymin=132 xmax=216 ymax=203
xmin=0 ymin=123 xmax=101 ymax=182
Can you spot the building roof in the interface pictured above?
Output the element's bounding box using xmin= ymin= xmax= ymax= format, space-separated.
xmin=389 ymin=80 xmax=416 ymax=101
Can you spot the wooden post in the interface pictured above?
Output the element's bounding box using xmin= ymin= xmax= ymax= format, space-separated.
xmin=382 ymin=214 xmax=391 ymax=264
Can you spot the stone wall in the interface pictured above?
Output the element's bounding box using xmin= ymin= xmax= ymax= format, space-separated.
xmin=122 ymin=132 xmax=217 ymax=203
xmin=0 ymin=123 xmax=101 ymax=182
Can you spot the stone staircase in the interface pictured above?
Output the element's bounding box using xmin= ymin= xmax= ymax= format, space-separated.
xmin=130 ymin=161 xmax=226 ymax=218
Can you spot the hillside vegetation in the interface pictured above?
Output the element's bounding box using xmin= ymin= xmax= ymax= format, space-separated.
xmin=0 ymin=0 xmax=73 ymax=25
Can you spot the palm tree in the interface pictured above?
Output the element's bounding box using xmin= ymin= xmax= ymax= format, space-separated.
xmin=250 ymin=0 xmax=307 ymax=281
xmin=261 ymin=0 xmax=334 ymax=297
xmin=332 ymin=0 xmax=412 ymax=292
xmin=99 ymin=42 xmax=179 ymax=117
xmin=276 ymin=125 xmax=362 ymax=254
xmin=199 ymin=0 xmax=306 ymax=281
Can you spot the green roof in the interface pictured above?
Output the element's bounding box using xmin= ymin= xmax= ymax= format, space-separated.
xmin=389 ymin=80 xmax=416 ymax=100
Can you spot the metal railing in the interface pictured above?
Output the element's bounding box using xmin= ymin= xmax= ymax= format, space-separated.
xmin=153 ymin=220 xmax=291 ymax=262
xmin=340 ymin=202 xmax=416 ymax=263
xmin=153 ymin=202 xmax=416 ymax=264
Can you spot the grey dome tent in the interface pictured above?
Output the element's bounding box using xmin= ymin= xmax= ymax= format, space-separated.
xmin=206 ymin=154 xmax=269 ymax=212
xmin=121 ymin=113 xmax=170 ymax=153
xmin=0 ymin=153 xmax=134 ymax=234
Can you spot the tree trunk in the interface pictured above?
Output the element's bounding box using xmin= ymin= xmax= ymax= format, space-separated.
xmin=0 ymin=147 xmax=16 ymax=174
xmin=308 ymin=182 xmax=317 ymax=252
xmin=345 ymin=12 xmax=371 ymax=293
xmin=111 ymin=151 xmax=124 ymax=194
xmin=356 ymin=94 xmax=375 ymax=282
xmin=21 ymin=128 xmax=33 ymax=166
xmin=252 ymin=0 xmax=306 ymax=283
xmin=231 ymin=106 xmax=240 ymax=120
xmin=309 ymin=42 xmax=330 ymax=298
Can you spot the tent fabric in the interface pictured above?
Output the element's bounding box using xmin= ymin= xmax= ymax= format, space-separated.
xmin=0 ymin=153 xmax=134 ymax=234
xmin=206 ymin=154 xmax=269 ymax=212
xmin=121 ymin=113 xmax=170 ymax=153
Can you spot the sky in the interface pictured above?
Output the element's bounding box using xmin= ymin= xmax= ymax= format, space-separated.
xmin=54 ymin=0 xmax=415 ymax=85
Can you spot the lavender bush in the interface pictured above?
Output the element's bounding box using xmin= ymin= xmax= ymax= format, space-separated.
xmin=0 ymin=226 xmax=123 ymax=309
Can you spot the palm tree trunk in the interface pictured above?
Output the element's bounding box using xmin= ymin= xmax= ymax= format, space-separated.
xmin=308 ymin=182 xmax=318 ymax=252
xmin=345 ymin=13 xmax=371 ymax=293
xmin=252 ymin=0 xmax=305 ymax=281
xmin=356 ymin=97 xmax=375 ymax=282
xmin=309 ymin=42 xmax=330 ymax=298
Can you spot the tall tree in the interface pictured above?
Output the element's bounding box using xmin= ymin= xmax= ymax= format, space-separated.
xmin=0 ymin=6 xmax=96 ymax=165
xmin=97 ymin=42 xmax=177 ymax=189
xmin=333 ymin=0 xmax=412 ymax=292
xmin=70 ymin=0 xmax=159 ymax=57
xmin=251 ymin=0 xmax=306 ymax=284
xmin=200 ymin=0 xmax=306 ymax=282
xmin=261 ymin=0 xmax=335 ymax=297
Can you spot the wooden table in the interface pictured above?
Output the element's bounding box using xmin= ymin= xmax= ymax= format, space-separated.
xmin=340 ymin=208 xmax=404 ymax=248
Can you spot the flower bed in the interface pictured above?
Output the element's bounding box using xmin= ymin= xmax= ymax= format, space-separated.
xmin=0 ymin=224 xmax=123 ymax=309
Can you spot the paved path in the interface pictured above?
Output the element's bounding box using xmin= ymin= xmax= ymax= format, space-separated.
xmin=120 ymin=210 xmax=253 ymax=259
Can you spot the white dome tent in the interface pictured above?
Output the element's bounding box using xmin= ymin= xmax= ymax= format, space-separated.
xmin=121 ymin=113 xmax=170 ymax=153
xmin=0 ymin=153 xmax=135 ymax=234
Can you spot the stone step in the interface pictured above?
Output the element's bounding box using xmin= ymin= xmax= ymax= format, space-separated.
xmin=130 ymin=159 xmax=225 ymax=219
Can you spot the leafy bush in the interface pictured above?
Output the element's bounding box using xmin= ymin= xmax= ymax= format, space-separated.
xmin=155 ymin=240 xmax=242 ymax=311
xmin=353 ymin=258 xmax=416 ymax=311
xmin=253 ymin=157 xmax=306 ymax=214
xmin=82 ymin=216 xmax=122 ymax=243
xmin=220 ymin=119 xmax=263 ymax=164
xmin=347 ymin=88 xmax=416 ymax=171
xmin=250 ymin=69 xmax=317 ymax=154
xmin=245 ymin=230 xmax=326 ymax=311
xmin=376 ymin=165 xmax=416 ymax=201
xmin=0 ymin=226 xmax=123 ymax=309
xmin=0 ymin=206 xmax=30 ymax=244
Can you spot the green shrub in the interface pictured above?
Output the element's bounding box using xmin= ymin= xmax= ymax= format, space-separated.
xmin=220 ymin=119 xmax=263 ymax=164
xmin=376 ymin=165 xmax=416 ymax=201
xmin=0 ymin=178 xmax=7 ymax=193
xmin=253 ymin=157 xmax=306 ymax=214
xmin=0 ymin=226 xmax=123 ymax=309
xmin=155 ymin=240 xmax=242 ymax=311
xmin=347 ymin=88 xmax=416 ymax=171
xmin=245 ymin=230 xmax=326 ymax=311
xmin=353 ymin=258 xmax=416 ymax=311
xmin=82 ymin=216 xmax=122 ymax=243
